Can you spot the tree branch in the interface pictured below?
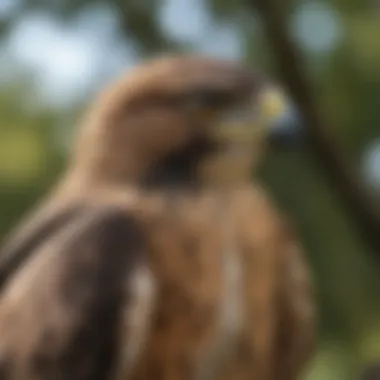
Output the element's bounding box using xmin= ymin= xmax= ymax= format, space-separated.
xmin=251 ymin=0 xmax=380 ymax=256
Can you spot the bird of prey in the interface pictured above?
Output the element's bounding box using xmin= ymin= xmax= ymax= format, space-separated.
xmin=0 ymin=55 xmax=315 ymax=380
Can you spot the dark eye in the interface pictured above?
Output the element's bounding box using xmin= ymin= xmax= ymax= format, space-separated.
xmin=184 ymin=87 xmax=233 ymax=110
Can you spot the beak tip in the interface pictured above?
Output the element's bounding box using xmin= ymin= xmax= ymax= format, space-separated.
xmin=257 ymin=85 xmax=305 ymax=151
xmin=267 ymin=111 xmax=305 ymax=151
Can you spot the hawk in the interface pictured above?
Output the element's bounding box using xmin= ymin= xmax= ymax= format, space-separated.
xmin=0 ymin=56 xmax=314 ymax=380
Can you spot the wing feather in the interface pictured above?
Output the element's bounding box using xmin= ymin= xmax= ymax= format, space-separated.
xmin=0 ymin=206 xmax=149 ymax=380
xmin=0 ymin=202 xmax=85 ymax=291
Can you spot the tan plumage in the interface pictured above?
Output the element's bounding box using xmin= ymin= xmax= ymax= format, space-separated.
xmin=0 ymin=55 xmax=314 ymax=380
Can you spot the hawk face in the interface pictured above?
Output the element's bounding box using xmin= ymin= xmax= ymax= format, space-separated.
xmin=74 ymin=55 xmax=293 ymax=189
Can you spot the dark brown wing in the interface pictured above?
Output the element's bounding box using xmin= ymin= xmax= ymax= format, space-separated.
xmin=0 ymin=201 xmax=85 ymax=291
xmin=0 ymin=206 xmax=147 ymax=380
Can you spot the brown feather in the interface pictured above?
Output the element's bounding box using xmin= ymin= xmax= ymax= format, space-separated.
xmin=0 ymin=55 xmax=314 ymax=380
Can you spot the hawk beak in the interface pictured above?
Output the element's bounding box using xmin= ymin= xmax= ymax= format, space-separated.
xmin=214 ymin=86 xmax=301 ymax=150
xmin=202 ymin=86 xmax=293 ymax=185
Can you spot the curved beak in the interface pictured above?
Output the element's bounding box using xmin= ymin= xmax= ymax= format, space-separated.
xmin=258 ymin=86 xmax=304 ymax=151
xmin=214 ymin=85 xmax=304 ymax=151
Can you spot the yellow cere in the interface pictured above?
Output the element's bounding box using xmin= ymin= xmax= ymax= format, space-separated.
xmin=215 ymin=86 xmax=290 ymax=144
xmin=258 ymin=87 xmax=288 ymax=124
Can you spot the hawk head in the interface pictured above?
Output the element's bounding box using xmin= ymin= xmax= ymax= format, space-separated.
xmin=69 ymin=55 xmax=299 ymax=189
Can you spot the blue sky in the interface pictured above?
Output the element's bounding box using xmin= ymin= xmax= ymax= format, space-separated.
xmin=0 ymin=0 xmax=243 ymax=107
xmin=0 ymin=0 xmax=342 ymax=107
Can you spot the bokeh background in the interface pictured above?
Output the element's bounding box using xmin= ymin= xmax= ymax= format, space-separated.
xmin=0 ymin=0 xmax=379 ymax=378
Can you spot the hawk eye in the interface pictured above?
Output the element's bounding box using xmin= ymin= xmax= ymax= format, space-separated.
xmin=185 ymin=88 xmax=232 ymax=110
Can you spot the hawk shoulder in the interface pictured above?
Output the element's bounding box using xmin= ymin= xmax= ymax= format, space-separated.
xmin=0 ymin=203 xmax=150 ymax=380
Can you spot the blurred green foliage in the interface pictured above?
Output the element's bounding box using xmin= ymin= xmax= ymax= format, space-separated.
xmin=0 ymin=0 xmax=380 ymax=379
